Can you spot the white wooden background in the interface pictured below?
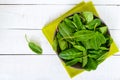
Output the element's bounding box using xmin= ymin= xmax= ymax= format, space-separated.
xmin=0 ymin=0 xmax=120 ymax=80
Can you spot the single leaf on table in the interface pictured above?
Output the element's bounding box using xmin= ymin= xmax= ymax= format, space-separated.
xmin=73 ymin=13 xmax=83 ymax=30
xmin=86 ymin=19 xmax=101 ymax=29
xmin=82 ymin=11 xmax=93 ymax=23
xmin=99 ymin=26 xmax=108 ymax=34
xmin=59 ymin=48 xmax=82 ymax=60
xmin=25 ymin=35 xmax=42 ymax=54
xmin=66 ymin=58 xmax=82 ymax=66
xmin=73 ymin=30 xmax=95 ymax=41
xmin=28 ymin=42 xmax=42 ymax=54
xmin=85 ymin=57 xmax=98 ymax=70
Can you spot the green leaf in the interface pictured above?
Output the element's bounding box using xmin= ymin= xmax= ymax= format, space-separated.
xmin=59 ymin=22 xmax=73 ymax=37
xmin=73 ymin=45 xmax=86 ymax=51
xmin=59 ymin=48 xmax=82 ymax=60
xmin=99 ymin=47 xmax=109 ymax=50
xmin=99 ymin=26 xmax=108 ymax=34
xmin=82 ymin=51 xmax=88 ymax=67
xmin=85 ymin=57 xmax=98 ymax=70
xmin=88 ymin=50 xmax=107 ymax=60
xmin=89 ymin=32 xmax=106 ymax=50
xmin=64 ymin=18 xmax=77 ymax=29
xmin=25 ymin=34 xmax=42 ymax=54
xmin=86 ymin=19 xmax=101 ymax=29
xmin=57 ymin=33 xmax=68 ymax=50
xmin=52 ymin=37 xmax=58 ymax=51
xmin=66 ymin=58 xmax=82 ymax=66
xmin=82 ymin=11 xmax=93 ymax=23
xmin=28 ymin=42 xmax=42 ymax=54
xmin=74 ymin=30 xmax=95 ymax=41
xmin=73 ymin=13 xmax=83 ymax=30
xmin=97 ymin=52 xmax=108 ymax=64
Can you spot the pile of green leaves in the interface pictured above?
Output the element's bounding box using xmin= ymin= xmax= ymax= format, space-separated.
xmin=52 ymin=12 xmax=113 ymax=71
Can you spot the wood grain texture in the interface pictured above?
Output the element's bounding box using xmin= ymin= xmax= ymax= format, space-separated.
xmin=0 ymin=5 xmax=120 ymax=29
xmin=0 ymin=55 xmax=119 ymax=80
xmin=0 ymin=0 xmax=120 ymax=5
xmin=0 ymin=55 xmax=70 ymax=80
xmin=0 ymin=0 xmax=120 ymax=80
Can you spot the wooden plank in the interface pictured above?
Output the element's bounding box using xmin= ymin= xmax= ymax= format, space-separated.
xmin=0 ymin=5 xmax=120 ymax=29
xmin=0 ymin=0 xmax=119 ymax=5
xmin=0 ymin=30 xmax=119 ymax=54
xmin=0 ymin=55 xmax=70 ymax=80
xmin=74 ymin=56 xmax=120 ymax=80
xmin=0 ymin=30 xmax=55 ymax=54
xmin=0 ymin=55 xmax=120 ymax=80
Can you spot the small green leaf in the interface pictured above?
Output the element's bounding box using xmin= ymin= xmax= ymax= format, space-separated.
xmin=99 ymin=47 xmax=109 ymax=50
xmin=86 ymin=19 xmax=101 ymax=29
xmin=74 ymin=30 xmax=95 ymax=41
xmin=59 ymin=22 xmax=73 ymax=38
xmin=64 ymin=18 xmax=77 ymax=29
xmin=85 ymin=57 xmax=98 ymax=70
xmin=59 ymin=48 xmax=82 ymax=60
xmin=89 ymin=32 xmax=106 ymax=50
xmin=82 ymin=51 xmax=88 ymax=67
xmin=25 ymin=35 xmax=42 ymax=54
xmin=66 ymin=58 xmax=82 ymax=66
xmin=97 ymin=52 xmax=108 ymax=64
xmin=57 ymin=33 xmax=68 ymax=50
xmin=73 ymin=45 xmax=86 ymax=51
xmin=99 ymin=26 xmax=108 ymax=34
xmin=29 ymin=42 xmax=42 ymax=54
xmin=82 ymin=11 xmax=93 ymax=23
xmin=73 ymin=13 xmax=83 ymax=30
xmin=52 ymin=37 xmax=58 ymax=51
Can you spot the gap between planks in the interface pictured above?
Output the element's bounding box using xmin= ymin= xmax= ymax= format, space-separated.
xmin=0 ymin=28 xmax=120 ymax=30
xmin=0 ymin=4 xmax=120 ymax=6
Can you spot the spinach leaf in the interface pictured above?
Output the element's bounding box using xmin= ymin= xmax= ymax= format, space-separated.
xmin=86 ymin=19 xmax=101 ymax=29
xmin=99 ymin=26 xmax=108 ymax=34
xmin=64 ymin=18 xmax=77 ymax=30
xmin=73 ymin=45 xmax=86 ymax=51
xmin=97 ymin=52 xmax=108 ymax=64
xmin=74 ymin=30 xmax=95 ymax=41
xmin=73 ymin=13 xmax=83 ymax=30
xmin=25 ymin=35 xmax=42 ymax=54
xmin=85 ymin=57 xmax=98 ymax=70
xmin=82 ymin=51 xmax=88 ymax=67
xmin=99 ymin=47 xmax=109 ymax=50
xmin=82 ymin=12 xmax=93 ymax=23
xmin=66 ymin=58 xmax=82 ymax=66
xmin=58 ymin=21 xmax=73 ymax=38
xmin=28 ymin=42 xmax=42 ymax=54
xmin=59 ymin=48 xmax=82 ymax=60
xmin=57 ymin=32 xmax=68 ymax=50
xmin=52 ymin=37 xmax=58 ymax=51
xmin=89 ymin=32 xmax=106 ymax=50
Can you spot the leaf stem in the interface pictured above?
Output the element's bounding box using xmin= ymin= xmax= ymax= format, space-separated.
xmin=25 ymin=34 xmax=30 ymax=43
